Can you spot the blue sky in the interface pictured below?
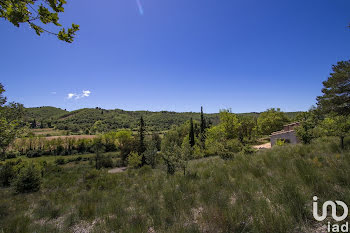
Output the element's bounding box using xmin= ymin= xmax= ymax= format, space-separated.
xmin=1 ymin=0 xmax=349 ymax=113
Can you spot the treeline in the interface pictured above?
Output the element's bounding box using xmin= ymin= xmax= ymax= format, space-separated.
xmin=4 ymin=106 xmax=293 ymax=177
xmin=24 ymin=107 xmax=221 ymax=133
xmin=8 ymin=131 xmax=161 ymax=162
xmin=24 ymin=106 xmax=300 ymax=134
xmin=158 ymin=107 xmax=293 ymax=174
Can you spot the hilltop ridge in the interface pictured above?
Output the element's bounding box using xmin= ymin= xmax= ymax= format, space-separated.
xmin=24 ymin=106 xmax=300 ymax=133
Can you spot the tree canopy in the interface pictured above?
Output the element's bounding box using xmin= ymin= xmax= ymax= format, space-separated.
xmin=0 ymin=0 xmax=79 ymax=43
xmin=317 ymin=60 xmax=350 ymax=116
xmin=257 ymin=108 xmax=289 ymax=135
xmin=0 ymin=83 xmax=24 ymax=157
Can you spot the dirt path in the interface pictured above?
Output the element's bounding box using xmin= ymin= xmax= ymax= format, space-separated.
xmin=108 ymin=167 xmax=127 ymax=174
xmin=252 ymin=142 xmax=271 ymax=150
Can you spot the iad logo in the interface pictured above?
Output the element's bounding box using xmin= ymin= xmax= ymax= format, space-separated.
xmin=313 ymin=196 xmax=349 ymax=232
xmin=313 ymin=196 xmax=348 ymax=221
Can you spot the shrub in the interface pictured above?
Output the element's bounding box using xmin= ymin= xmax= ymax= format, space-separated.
xmin=128 ymin=152 xmax=142 ymax=168
xmin=14 ymin=164 xmax=41 ymax=193
xmin=6 ymin=151 xmax=20 ymax=159
xmin=144 ymin=141 xmax=158 ymax=168
xmin=99 ymin=156 xmax=114 ymax=168
xmin=295 ymin=125 xmax=315 ymax=144
xmin=138 ymin=165 xmax=152 ymax=175
xmin=26 ymin=150 xmax=42 ymax=158
xmin=226 ymin=139 xmax=242 ymax=153
xmin=84 ymin=169 xmax=100 ymax=181
xmin=276 ymin=139 xmax=286 ymax=146
xmin=219 ymin=151 xmax=235 ymax=160
xmin=193 ymin=145 xmax=204 ymax=159
xmin=0 ymin=163 xmax=16 ymax=187
xmin=161 ymin=146 xmax=182 ymax=175
xmin=114 ymin=158 xmax=124 ymax=167
xmin=55 ymin=158 xmax=66 ymax=165
xmin=242 ymin=145 xmax=256 ymax=155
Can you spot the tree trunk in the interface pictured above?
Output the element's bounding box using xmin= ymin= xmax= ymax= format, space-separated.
xmin=341 ymin=136 xmax=345 ymax=150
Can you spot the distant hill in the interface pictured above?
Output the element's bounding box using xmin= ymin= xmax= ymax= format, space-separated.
xmin=52 ymin=108 xmax=221 ymax=132
xmin=24 ymin=107 xmax=301 ymax=133
xmin=24 ymin=106 xmax=68 ymax=121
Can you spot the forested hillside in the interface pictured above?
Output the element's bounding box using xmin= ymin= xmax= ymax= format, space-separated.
xmin=24 ymin=106 xmax=299 ymax=133
xmin=24 ymin=107 xmax=67 ymax=121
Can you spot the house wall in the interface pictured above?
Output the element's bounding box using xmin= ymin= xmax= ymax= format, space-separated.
xmin=270 ymin=130 xmax=299 ymax=146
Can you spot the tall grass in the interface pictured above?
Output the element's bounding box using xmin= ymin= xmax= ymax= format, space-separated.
xmin=0 ymin=136 xmax=349 ymax=233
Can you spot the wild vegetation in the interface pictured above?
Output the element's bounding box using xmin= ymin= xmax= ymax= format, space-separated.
xmin=0 ymin=60 xmax=349 ymax=232
xmin=0 ymin=137 xmax=350 ymax=233
xmin=23 ymin=106 xmax=300 ymax=134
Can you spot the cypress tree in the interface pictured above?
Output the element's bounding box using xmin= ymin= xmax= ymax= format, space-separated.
xmin=31 ymin=119 xmax=36 ymax=129
xmin=200 ymin=106 xmax=207 ymax=143
xmin=138 ymin=116 xmax=146 ymax=165
xmin=189 ymin=118 xmax=195 ymax=147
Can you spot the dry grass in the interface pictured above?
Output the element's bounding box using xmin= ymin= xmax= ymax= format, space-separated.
xmin=43 ymin=135 xmax=97 ymax=141
xmin=1 ymin=137 xmax=350 ymax=233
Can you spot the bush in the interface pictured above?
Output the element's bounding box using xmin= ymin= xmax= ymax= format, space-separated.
xmin=0 ymin=163 xmax=16 ymax=187
xmin=67 ymin=156 xmax=83 ymax=163
xmin=276 ymin=139 xmax=286 ymax=146
xmin=193 ymin=145 xmax=204 ymax=159
xmin=226 ymin=139 xmax=242 ymax=153
xmin=55 ymin=158 xmax=66 ymax=165
xmin=114 ymin=158 xmax=124 ymax=167
xmin=242 ymin=145 xmax=256 ymax=154
xmin=13 ymin=164 xmax=41 ymax=193
xmin=99 ymin=156 xmax=114 ymax=168
xmin=26 ymin=150 xmax=42 ymax=158
xmin=83 ymin=169 xmax=100 ymax=181
xmin=6 ymin=151 xmax=20 ymax=159
xmin=219 ymin=151 xmax=235 ymax=160
xmin=144 ymin=141 xmax=158 ymax=168
xmin=127 ymin=152 xmax=142 ymax=168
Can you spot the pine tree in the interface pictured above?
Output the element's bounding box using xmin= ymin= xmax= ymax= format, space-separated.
xmin=138 ymin=116 xmax=146 ymax=165
xmin=189 ymin=118 xmax=195 ymax=147
xmin=317 ymin=60 xmax=350 ymax=116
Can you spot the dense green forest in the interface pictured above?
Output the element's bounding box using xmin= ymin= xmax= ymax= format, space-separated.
xmin=24 ymin=106 xmax=300 ymax=133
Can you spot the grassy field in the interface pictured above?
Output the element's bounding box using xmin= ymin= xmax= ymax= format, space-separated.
xmin=2 ymin=152 xmax=121 ymax=166
xmin=1 ymin=137 xmax=350 ymax=233
xmin=30 ymin=128 xmax=165 ymax=138
xmin=31 ymin=128 xmax=70 ymax=137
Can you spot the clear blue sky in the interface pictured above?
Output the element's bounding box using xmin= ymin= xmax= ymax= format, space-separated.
xmin=1 ymin=0 xmax=349 ymax=113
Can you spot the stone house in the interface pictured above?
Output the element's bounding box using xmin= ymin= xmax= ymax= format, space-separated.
xmin=270 ymin=122 xmax=300 ymax=146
